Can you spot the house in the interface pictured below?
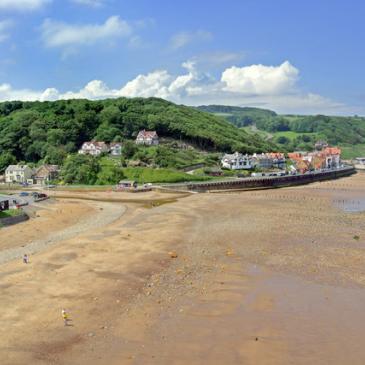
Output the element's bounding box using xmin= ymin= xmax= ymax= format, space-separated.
xmin=135 ymin=130 xmax=159 ymax=146
xmin=315 ymin=140 xmax=329 ymax=151
xmin=355 ymin=157 xmax=365 ymax=165
xmin=5 ymin=165 xmax=34 ymax=184
xmin=34 ymin=165 xmax=60 ymax=185
xmin=288 ymin=146 xmax=342 ymax=173
xmin=78 ymin=141 xmax=110 ymax=156
xmin=221 ymin=152 xmax=253 ymax=170
xmin=251 ymin=153 xmax=274 ymax=169
xmin=267 ymin=152 xmax=286 ymax=169
xmin=110 ymin=142 xmax=122 ymax=156
xmin=323 ymin=147 xmax=341 ymax=169
xmin=116 ymin=180 xmax=138 ymax=190
xmin=354 ymin=157 xmax=365 ymax=170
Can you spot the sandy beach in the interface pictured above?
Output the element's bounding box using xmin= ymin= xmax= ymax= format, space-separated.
xmin=1 ymin=173 xmax=365 ymax=364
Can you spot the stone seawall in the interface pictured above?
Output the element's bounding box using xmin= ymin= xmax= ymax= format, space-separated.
xmin=0 ymin=213 xmax=29 ymax=227
xmin=161 ymin=167 xmax=356 ymax=193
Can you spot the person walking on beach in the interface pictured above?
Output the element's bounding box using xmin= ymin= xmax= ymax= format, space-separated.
xmin=62 ymin=309 xmax=69 ymax=326
xmin=22 ymin=254 xmax=29 ymax=264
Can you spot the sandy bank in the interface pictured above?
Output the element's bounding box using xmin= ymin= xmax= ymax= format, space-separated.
xmin=2 ymin=174 xmax=365 ymax=364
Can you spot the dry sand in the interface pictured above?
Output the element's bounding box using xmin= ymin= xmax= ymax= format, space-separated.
xmin=1 ymin=174 xmax=365 ymax=364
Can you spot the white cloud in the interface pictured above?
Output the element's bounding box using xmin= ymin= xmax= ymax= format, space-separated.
xmin=170 ymin=30 xmax=212 ymax=50
xmin=0 ymin=61 xmax=354 ymax=114
xmin=222 ymin=61 xmax=299 ymax=95
xmin=0 ymin=19 xmax=13 ymax=42
xmin=70 ymin=0 xmax=105 ymax=7
xmin=41 ymin=15 xmax=132 ymax=48
xmin=0 ymin=0 xmax=50 ymax=11
xmin=120 ymin=70 xmax=172 ymax=99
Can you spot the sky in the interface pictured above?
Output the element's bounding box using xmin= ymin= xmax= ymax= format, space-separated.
xmin=0 ymin=0 xmax=364 ymax=115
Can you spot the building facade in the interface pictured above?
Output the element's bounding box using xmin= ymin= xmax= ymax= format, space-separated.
xmin=78 ymin=141 xmax=110 ymax=156
xmin=110 ymin=142 xmax=122 ymax=156
xmin=5 ymin=165 xmax=34 ymax=183
xmin=135 ymin=130 xmax=159 ymax=145
xmin=221 ymin=152 xmax=253 ymax=170
xmin=34 ymin=165 xmax=60 ymax=185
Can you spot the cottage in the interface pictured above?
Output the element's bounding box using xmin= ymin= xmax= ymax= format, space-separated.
xmin=135 ymin=130 xmax=159 ymax=146
xmin=110 ymin=142 xmax=122 ymax=156
xmin=251 ymin=153 xmax=273 ymax=169
xmin=34 ymin=165 xmax=60 ymax=185
xmin=5 ymin=165 xmax=33 ymax=184
xmin=221 ymin=152 xmax=252 ymax=170
xmin=289 ymin=146 xmax=342 ymax=173
xmin=354 ymin=157 xmax=365 ymax=170
xmin=323 ymin=147 xmax=341 ymax=169
xmin=267 ymin=152 xmax=286 ymax=169
xmin=78 ymin=141 xmax=110 ymax=156
xmin=116 ymin=180 xmax=138 ymax=190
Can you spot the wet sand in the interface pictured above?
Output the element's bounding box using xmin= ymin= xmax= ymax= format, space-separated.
xmin=1 ymin=173 xmax=365 ymax=364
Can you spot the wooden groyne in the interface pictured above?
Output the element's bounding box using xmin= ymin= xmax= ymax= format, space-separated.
xmin=160 ymin=167 xmax=356 ymax=193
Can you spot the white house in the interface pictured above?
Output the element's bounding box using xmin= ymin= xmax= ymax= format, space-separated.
xmin=221 ymin=152 xmax=253 ymax=170
xmin=251 ymin=153 xmax=274 ymax=169
xmin=135 ymin=130 xmax=159 ymax=146
xmin=110 ymin=142 xmax=122 ymax=156
xmin=5 ymin=165 xmax=34 ymax=183
xmin=78 ymin=141 xmax=110 ymax=156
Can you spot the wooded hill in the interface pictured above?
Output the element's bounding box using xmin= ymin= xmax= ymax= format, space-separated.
xmin=0 ymin=97 xmax=275 ymax=171
xmin=197 ymin=105 xmax=365 ymax=158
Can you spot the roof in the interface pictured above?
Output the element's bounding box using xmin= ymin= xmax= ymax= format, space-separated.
xmin=137 ymin=130 xmax=158 ymax=139
xmin=267 ymin=152 xmax=285 ymax=159
xmin=288 ymin=153 xmax=303 ymax=160
xmin=81 ymin=141 xmax=108 ymax=148
xmin=118 ymin=180 xmax=136 ymax=185
xmin=6 ymin=165 xmax=31 ymax=172
xmin=323 ymin=147 xmax=341 ymax=155
xmin=36 ymin=165 xmax=59 ymax=174
xmin=222 ymin=152 xmax=247 ymax=160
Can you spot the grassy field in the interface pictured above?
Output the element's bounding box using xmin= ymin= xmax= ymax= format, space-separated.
xmin=0 ymin=209 xmax=22 ymax=219
xmin=123 ymin=167 xmax=211 ymax=184
xmin=273 ymin=131 xmax=318 ymax=140
xmin=340 ymin=144 xmax=365 ymax=159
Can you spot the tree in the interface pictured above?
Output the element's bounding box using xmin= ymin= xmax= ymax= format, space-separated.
xmin=61 ymin=154 xmax=100 ymax=184
xmin=123 ymin=140 xmax=138 ymax=159
xmin=0 ymin=152 xmax=16 ymax=172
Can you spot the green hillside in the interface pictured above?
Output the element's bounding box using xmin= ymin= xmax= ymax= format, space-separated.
xmin=197 ymin=105 xmax=277 ymax=128
xmin=0 ymin=98 xmax=275 ymax=172
xmin=199 ymin=105 xmax=365 ymax=158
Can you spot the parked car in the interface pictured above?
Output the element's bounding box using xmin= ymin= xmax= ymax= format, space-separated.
xmin=19 ymin=192 xmax=29 ymax=197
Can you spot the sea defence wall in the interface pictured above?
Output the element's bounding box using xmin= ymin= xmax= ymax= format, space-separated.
xmin=0 ymin=212 xmax=29 ymax=227
xmin=160 ymin=166 xmax=356 ymax=193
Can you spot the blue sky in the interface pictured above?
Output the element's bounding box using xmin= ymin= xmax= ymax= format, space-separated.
xmin=0 ymin=0 xmax=364 ymax=114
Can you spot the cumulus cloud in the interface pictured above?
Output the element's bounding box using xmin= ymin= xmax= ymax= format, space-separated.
xmin=0 ymin=61 xmax=351 ymax=114
xmin=170 ymin=30 xmax=212 ymax=50
xmin=0 ymin=0 xmax=50 ymax=11
xmin=41 ymin=15 xmax=132 ymax=48
xmin=70 ymin=0 xmax=106 ymax=7
xmin=222 ymin=61 xmax=299 ymax=95
xmin=0 ymin=19 xmax=13 ymax=42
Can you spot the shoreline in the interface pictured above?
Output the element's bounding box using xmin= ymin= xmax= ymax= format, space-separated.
xmin=2 ymin=173 xmax=365 ymax=364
